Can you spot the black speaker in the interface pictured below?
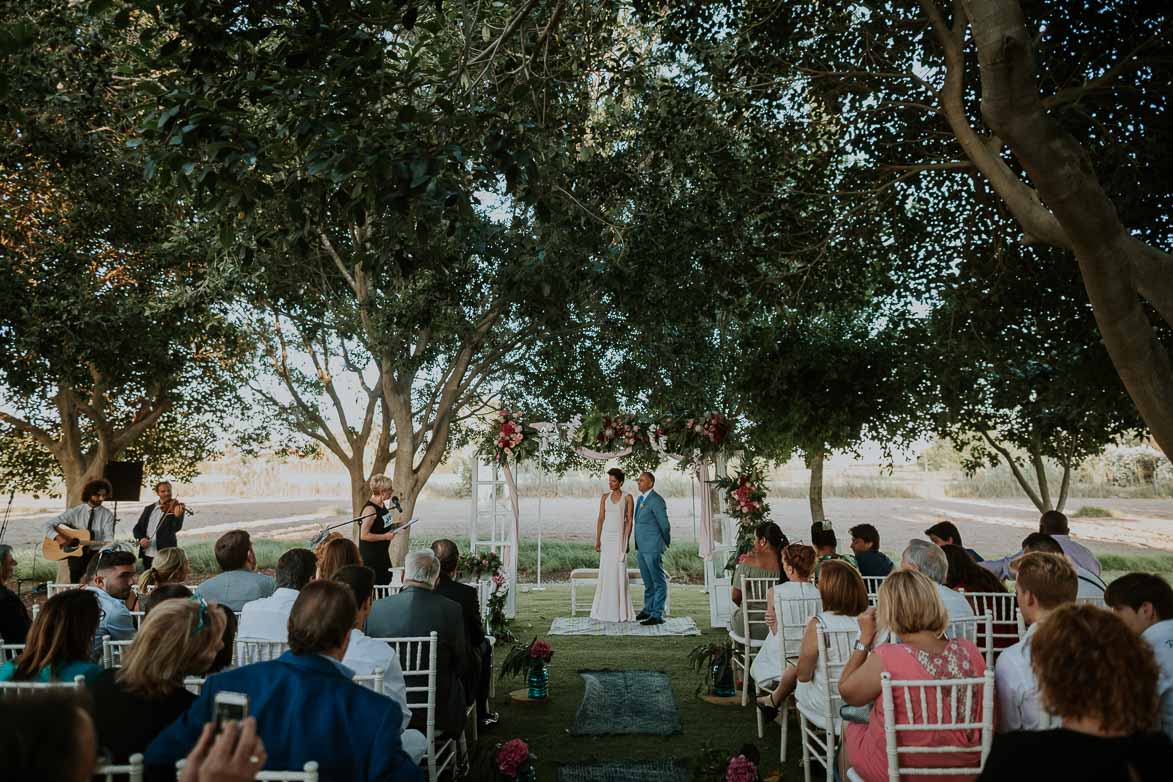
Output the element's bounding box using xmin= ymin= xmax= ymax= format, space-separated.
xmin=104 ymin=461 xmax=144 ymax=502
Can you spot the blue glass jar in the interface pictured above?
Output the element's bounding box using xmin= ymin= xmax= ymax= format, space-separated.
xmin=527 ymin=664 xmax=549 ymax=699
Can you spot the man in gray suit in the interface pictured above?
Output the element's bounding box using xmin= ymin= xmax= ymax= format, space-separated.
xmin=366 ymin=549 xmax=470 ymax=737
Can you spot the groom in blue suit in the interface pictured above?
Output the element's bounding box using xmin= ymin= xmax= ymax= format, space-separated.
xmin=633 ymin=471 xmax=670 ymax=625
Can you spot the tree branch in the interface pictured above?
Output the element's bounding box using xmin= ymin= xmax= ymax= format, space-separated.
xmin=979 ymin=429 xmax=1045 ymax=510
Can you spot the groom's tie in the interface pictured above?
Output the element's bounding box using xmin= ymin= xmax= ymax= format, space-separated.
xmin=635 ymin=494 xmax=644 ymax=519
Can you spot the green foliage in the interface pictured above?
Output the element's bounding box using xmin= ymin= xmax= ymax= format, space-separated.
xmin=686 ymin=639 xmax=734 ymax=697
xmin=1072 ymin=506 xmax=1113 ymax=518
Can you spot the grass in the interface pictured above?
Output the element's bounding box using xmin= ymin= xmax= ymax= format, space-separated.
xmin=768 ymin=480 xmax=919 ymax=499
xmin=13 ymin=538 xmax=709 ymax=587
xmin=1072 ymin=505 xmax=1115 ymax=518
xmin=490 ymin=584 xmax=800 ymax=779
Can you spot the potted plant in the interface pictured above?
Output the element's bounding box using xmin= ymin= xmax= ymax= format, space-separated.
xmin=500 ymin=638 xmax=554 ymax=699
xmin=687 ymin=640 xmax=737 ymax=698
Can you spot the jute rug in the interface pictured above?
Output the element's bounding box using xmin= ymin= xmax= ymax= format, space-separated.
xmin=548 ymin=616 xmax=700 ymax=637
xmin=557 ymin=760 xmax=690 ymax=782
xmin=569 ymin=670 xmax=682 ymax=736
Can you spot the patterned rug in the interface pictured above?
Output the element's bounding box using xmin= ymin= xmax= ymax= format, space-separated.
xmin=570 ymin=670 xmax=682 ymax=736
xmin=548 ymin=616 xmax=700 ymax=636
xmin=557 ymin=760 xmax=690 ymax=782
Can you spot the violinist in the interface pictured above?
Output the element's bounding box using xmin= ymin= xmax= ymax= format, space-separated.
xmin=132 ymin=481 xmax=187 ymax=568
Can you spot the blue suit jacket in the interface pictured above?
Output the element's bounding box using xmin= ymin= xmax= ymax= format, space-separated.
xmin=633 ymin=490 xmax=670 ymax=554
xmin=145 ymin=651 xmax=422 ymax=782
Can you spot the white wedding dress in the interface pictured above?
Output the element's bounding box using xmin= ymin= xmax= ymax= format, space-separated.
xmin=590 ymin=491 xmax=635 ymax=623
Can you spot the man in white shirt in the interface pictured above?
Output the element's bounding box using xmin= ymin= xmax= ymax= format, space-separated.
xmin=42 ymin=479 xmax=116 ymax=584
xmin=1017 ymin=533 xmax=1106 ymax=600
xmin=900 ymin=539 xmax=975 ymax=624
xmin=85 ymin=549 xmax=139 ymax=660
xmin=238 ymin=548 xmax=316 ymax=642
xmin=1105 ymin=572 xmax=1173 ymax=741
xmin=982 ymin=510 xmax=1101 ymax=580
xmin=332 ymin=564 xmax=427 ymax=764
xmin=994 ymin=552 xmax=1077 ymax=731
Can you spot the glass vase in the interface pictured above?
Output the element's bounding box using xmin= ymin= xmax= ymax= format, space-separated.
xmin=713 ymin=659 xmax=736 ymax=698
xmin=527 ymin=663 xmax=549 ymax=699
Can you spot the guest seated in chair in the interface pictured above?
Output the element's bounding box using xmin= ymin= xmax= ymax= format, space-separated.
xmin=982 ymin=510 xmax=1101 ymax=580
xmin=838 ymin=569 xmax=988 ymax=782
xmin=899 ymin=540 xmax=974 ymax=625
xmin=1105 ymin=573 xmax=1173 ymax=741
xmin=848 ymin=525 xmax=893 ymax=578
xmin=730 ymin=523 xmax=787 ymax=641
xmin=85 ymin=549 xmax=138 ymax=660
xmin=0 ymin=590 xmax=103 ymax=685
xmin=755 ymin=559 xmax=866 ymax=722
xmin=758 ymin=544 xmax=820 ymax=662
xmin=941 ymin=544 xmax=1007 ymax=594
xmin=146 ymin=580 xmax=423 ymax=782
xmin=194 ymin=530 xmax=276 ymax=612
xmin=1020 ymin=533 xmax=1107 ymax=599
xmin=366 ymin=549 xmax=469 ymax=739
xmin=431 ymin=539 xmax=498 ymax=729
xmin=978 ymin=603 xmax=1173 ymax=780
xmin=236 ymin=548 xmax=316 ymax=642
xmin=812 ymin=523 xmax=858 ymax=583
xmin=333 ymin=565 xmax=427 ymax=764
xmin=0 ymin=544 xmax=31 ymax=643
xmin=316 ymin=537 xmax=362 ymax=581
xmin=90 ymin=596 xmax=226 ymax=762
xmin=924 ymin=521 xmax=983 ymax=562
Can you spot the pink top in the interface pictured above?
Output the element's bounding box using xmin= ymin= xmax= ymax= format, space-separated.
xmin=846 ymin=638 xmax=986 ymax=782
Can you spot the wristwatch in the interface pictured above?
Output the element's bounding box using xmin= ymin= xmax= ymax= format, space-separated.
xmin=853 ymin=639 xmax=873 ymax=653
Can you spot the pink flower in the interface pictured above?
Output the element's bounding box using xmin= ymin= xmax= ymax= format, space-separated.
xmin=492 ymin=573 xmax=506 ymax=586
xmin=529 ymin=640 xmax=552 ymax=659
xmin=497 ymin=739 xmax=529 ymax=777
xmin=726 ymin=754 xmax=757 ymax=782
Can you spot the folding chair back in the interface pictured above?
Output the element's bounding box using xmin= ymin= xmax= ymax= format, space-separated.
xmin=877 ymin=669 xmax=996 ymax=782
xmin=797 ymin=625 xmax=861 ymax=782
xmin=352 ymin=666 xmax=386 ymax=695
xmin=963 ymin=592 xmax=1020 ymax=660
xmin=235 ymin=638 xmax=290 ymax=666
xmin=94 ymin=752 xmax=143 ymax=782
xmin=0 ymin=674 xmax=86 ymax=697
xmin=775 ymin=591 xmax=823 ymax=661
xmin=372 ymin=584 xmax=403 ymax=601
xmin=103 ymin=637 xmax=135 ymax=669
xmin=1 ymin=643 xmax=24 ymax=663
xmin=373 ymin=632 xmax=455 ymax=781
xmin=863 ymin=576 xmax=886 ymax=605
xmin=946 ymin=614 xmax=994 ymax=669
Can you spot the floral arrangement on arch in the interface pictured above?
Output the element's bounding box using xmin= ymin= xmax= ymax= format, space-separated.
xmin=473 ymin=738 xmax=537 ymax=781
xmin=711 ymin=459 xmax=772 ymax=571
xmin=663 ymin=412 xmax=732 ymax=458
xmin=478 ymin=408 xmax=540 ymax=464
xmin=572 ymin=411 xmax=658 ymax=454
xmin=459 ymin=549 xmax=514 ymax=641
xmin=459 ymin=549 xmax=503 ymax=580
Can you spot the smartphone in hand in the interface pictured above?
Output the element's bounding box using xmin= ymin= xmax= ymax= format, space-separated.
xmin=213 ymin=691 xmax=249 ymax=735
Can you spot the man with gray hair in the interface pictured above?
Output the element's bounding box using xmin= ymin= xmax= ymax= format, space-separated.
xmin=901 ymin=539 xmax=975 ymax=623
xmin=367 ymin=550 xmax=471 ymax=737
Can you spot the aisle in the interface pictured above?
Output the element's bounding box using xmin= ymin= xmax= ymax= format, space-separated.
xmin=491 ymin=585 xmax=809 ymax=779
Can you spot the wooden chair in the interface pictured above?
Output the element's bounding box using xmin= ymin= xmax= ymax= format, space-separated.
xmin=94 ymin=752 xmax=143 ymax=782
xmin=796 ymin=625 xmax=860 ymax=782
xmin=729 ymin=576 xmax=775 ymax=707
xmin=846 ymin=669 xmax=996 ymax=782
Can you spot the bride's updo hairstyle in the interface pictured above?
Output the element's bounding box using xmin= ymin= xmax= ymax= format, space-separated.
xmin=607 ymin=468 xmax=625 ymax=485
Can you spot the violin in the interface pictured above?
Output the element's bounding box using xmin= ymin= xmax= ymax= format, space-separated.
xmin=159 ymin=498 xmax=189 ymax=517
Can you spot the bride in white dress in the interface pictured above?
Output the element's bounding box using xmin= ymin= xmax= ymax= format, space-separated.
xmin=590 ymin=467 xmax=635 ymax=622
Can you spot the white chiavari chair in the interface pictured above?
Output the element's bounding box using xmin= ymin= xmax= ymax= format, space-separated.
xmin=759 ymin=591 xmax=823 ymax=754
xmin=963 ymin=592 xmax=1020 ymax=661
xmin=103 ymin=637 xmax=135 ymax=669
xmin=846 ymin=670 xmax=996 ymax=782
xmin=729 ymin=576 xmax=775 ymax=707
xmin=352 ymin=666 xmax=386 ymax=695
xmin=46 ymin=582 xmax=80 ymax=598
xmin=947 ymin=614 xmax=995 ymax=669
xmin=1077 ymin=594 xmax=1107 ymax=608
xmin=1 ymin=643 xmax=25 ymax=663
xmin=234 ymin=638 xmax=290 ymax=666
xmin=797 ymin=625 xmax=860 ymax=782
xmin=371 ymin=632 xmax=454 ymax=781
xmin=863 ymin=576 xmax=886 ymax=605
xmin=0 ymin=674 xmax=86 ymax=697
xmin=94 ymin=753 xmax=143 ymax=782
xmin=175 ymin=759 xmax=320 ymax=781
xmin=372 ymin=584 xmax=403 ymax=601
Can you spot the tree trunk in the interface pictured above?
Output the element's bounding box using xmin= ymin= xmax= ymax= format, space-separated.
xmin=348 ymin=462 xmax=369 ymax=543
xmin=1056 ymin=459 xmax=1073 ymax=512
xmin=962 ymin=0 xmax=1173 ymax=461
xmin=807 ymin=449 xmax=826 ymax=524
xmin=387 ymin=470 xmax=420 ymax=567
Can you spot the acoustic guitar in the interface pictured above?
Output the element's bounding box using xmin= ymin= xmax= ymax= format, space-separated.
xmin=41 ymin=526 xmax=110 ymax=562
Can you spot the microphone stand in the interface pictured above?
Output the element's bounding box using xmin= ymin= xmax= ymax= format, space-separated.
xmin=309 ymin=515 xmax=369 ymax=548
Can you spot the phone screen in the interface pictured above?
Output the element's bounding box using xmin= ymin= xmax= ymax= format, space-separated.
xmin=213 ymin=694 xmax=248 ymax=734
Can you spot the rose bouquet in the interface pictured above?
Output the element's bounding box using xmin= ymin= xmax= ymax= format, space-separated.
xmin=459 ymin=549 xmax=504 ymax=580
xmin=499 ymin=637 xmax=555 ymax=680
xmin=572 ymin=411 xmax=654 ymax=453
xmin=473 ymin=738 xmax=537 ymax=781
xmin=478 ymin=409 xmax=540 ymax=464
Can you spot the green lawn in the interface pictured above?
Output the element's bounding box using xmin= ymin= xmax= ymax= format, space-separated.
xmin=485 ymin=584 xmax=803 ymax=781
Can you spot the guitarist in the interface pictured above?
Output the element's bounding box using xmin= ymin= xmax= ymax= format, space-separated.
xmin=40 ymin=478 xmax=115 ymax=583
xmin=132 ymin=480 xmax=186 ymax=568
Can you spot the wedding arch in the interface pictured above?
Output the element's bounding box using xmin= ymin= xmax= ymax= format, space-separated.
xmin=466 ymin=410 xmax=744 ymax=626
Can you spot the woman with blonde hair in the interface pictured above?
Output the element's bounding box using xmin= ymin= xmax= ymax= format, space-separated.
xmin=90 ymin=596 xmax=226 ymax=762
xmin=138 ymin=547 xmax=190 ymax=593
xmin=358 ymin=474 xmax=401 ymax=586
xmin=978 ymin=603 xmax=1173 ymax=779
xmin=316 ymin=537 xmax=362 ymax=581
xmin=838 ymin=569 xmax=987 ymax=781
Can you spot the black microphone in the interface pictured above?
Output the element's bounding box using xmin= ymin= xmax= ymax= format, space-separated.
xmin=391 ymin=495 xmax=404 ymax=514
